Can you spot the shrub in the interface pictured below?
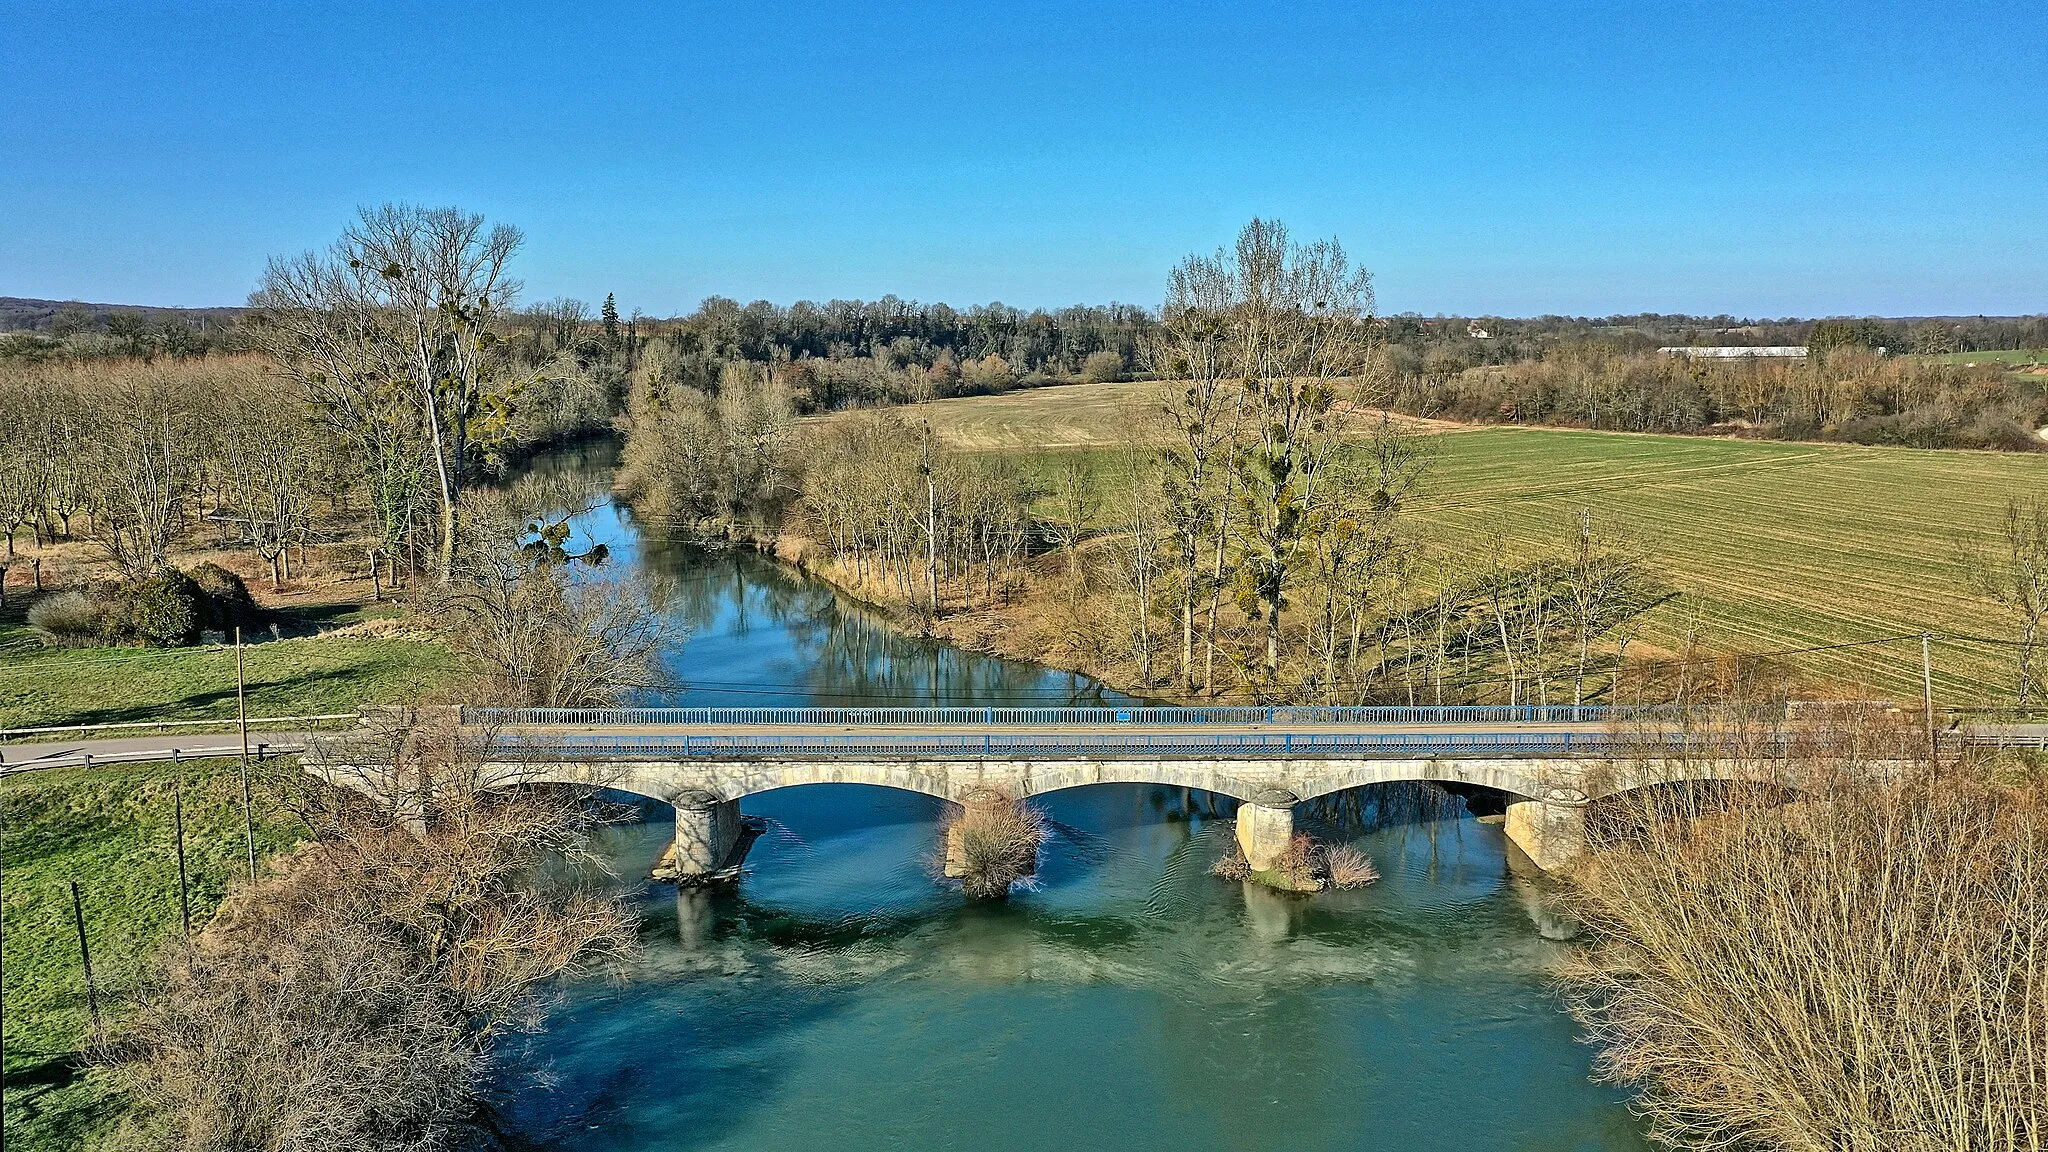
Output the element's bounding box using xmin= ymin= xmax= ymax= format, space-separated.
xmin=1561 ymin=772 xmax=2048 ymax=1150
xmin=1321 ymin=843 xmax=1380 ymax=889
xmin=1210 ymin=843 xmax=1251 ymax=880
xmin=103 ymin=717 xmax=637 ymax=1152
xmin=26 ymin=590 xmax=107 ymax=646
xmin=1079 ymin=349 xmax=1126 ymax=384
xmin=1268 ymin=833 xmax=1322 ymax=890
xmin=188 ymin=562 xmax=257 ymax=633
xmin=942 ymin=796 xmax=1046 ymax=899
xmin=105 ymin=570 xmax=202 ymax=647
xmin=960 ymin=353 xmax=1015 ymax=394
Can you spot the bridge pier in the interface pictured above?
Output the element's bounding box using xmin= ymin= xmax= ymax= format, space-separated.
xmin=1503 ymin=795 xmax=1588 ymax=871
xmin=1235 ymin=788 xmax=1298 ymax=874
xmin=664 ymin=789 xmax=748 ymax=884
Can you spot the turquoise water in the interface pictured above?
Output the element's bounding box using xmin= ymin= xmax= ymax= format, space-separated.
xmin=496 ymin=451 xmax=1649 ymax=1151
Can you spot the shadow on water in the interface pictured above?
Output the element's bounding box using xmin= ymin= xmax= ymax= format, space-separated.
xmin=491 ymin=446 xmax=1648 ymax=1152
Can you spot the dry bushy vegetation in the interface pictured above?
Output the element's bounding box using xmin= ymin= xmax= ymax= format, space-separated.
xmin=1562 ymin=758 xmax=2048 ymax=1151
xmin=1401 ymin=344 xmax=2047 ymax=450
xmin=1209 ymin=834 xmax=1379 ymax=891
xmin=98 ymin=719 xmax=637 ymax=1152
xmin=1321 ymin=843 xmax=1380 ymax=889
xmin=1209 ymin=842 xmax=1252 ymax=881
xmin=939 ymin=796 xmax=1048 ymax=899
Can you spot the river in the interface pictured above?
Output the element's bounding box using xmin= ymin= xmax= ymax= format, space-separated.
xmin=493 ymin=446 xmax=1650 ymax=1151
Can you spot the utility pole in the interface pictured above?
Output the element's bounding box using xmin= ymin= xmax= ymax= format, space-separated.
xmin=1920 ymin=632 xmax=1938 ymax=763
xmin=236 ymin=627 xmax=256 ymax=881
xmin=70 ymin=880 xmax=100 ymax=1037
xmin=172 ymin=752 xmax=192 ymax=940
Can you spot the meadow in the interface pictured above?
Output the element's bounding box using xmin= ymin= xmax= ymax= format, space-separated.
xmin=0 ymin=756 xmax=306 ymax=1151
xmin=1928 ymin=347 xmax=2048 ymax=368
xmin=1410 ymin=428 xmax=2043 ymax=702
xmin=867 ymin=384 xmax=2048 ymax=702
xmin=0 ymin=614 xmax=456 ymax=732
xmin=821 ymin=378 xmax=1452 ymax=449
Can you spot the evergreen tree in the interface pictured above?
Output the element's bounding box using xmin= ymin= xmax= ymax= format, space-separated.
xmin=601 ymin=293 xmax=621 ymax=353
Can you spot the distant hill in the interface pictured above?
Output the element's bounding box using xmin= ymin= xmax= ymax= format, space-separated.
xmin=0 ymin=296 xmax=244 ymax=333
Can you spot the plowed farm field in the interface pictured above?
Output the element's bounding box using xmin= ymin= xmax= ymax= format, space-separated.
xmin=984 ymin=421 xmax=2047 ymax=702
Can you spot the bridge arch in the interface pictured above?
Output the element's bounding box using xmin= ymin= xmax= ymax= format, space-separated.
xmin=381 ymin=748 xmax=1824 ymax=880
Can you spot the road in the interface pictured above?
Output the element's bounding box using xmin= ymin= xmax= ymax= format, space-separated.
xmin=0 ymin=733 xmax=309 ymax=774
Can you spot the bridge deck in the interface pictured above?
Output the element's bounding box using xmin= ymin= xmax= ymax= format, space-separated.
xmin=486 ymin=722 xmax=1709 ymax=761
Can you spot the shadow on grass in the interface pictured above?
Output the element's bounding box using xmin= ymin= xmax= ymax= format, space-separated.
xmin=2 ymin=1049 xmax=122 ymax=1152
xmin=265 ymin=598 xmax=409 ymax=638
xmin=9 ymin=663 xmax=403 ymax=731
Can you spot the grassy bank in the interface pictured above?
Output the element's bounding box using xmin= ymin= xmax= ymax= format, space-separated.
xmin=1 ymin=757 xmax=306 ymax=1151
xmin=0 ymin=616 xmax=456 ymax=732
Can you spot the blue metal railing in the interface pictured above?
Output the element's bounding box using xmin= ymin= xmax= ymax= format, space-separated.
xmin=487 ymin=729 xmax=1728 ymax=761
xmin=467 ymin=704 xmax=1684 ymax=728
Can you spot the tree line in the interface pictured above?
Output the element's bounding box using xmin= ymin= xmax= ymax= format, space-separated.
xmin=16 ymin=277 xmax=2041 ymax=448
xmin=1389 ymin=344 xmax=2048 ymax=450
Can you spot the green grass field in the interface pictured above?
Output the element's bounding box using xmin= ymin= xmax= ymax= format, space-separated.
xmin=0 ymin=622 xmax=457 ymax=732
xmin=1414 ymin=429 xmax=2044 ymax=701
xmin=990 ymin=426 xmax=2048 ymax=703
xmin=1927 ymin=348 xmax=2048 ymax=367
xmin=0 ymin=757 xmax=306 ymax=1151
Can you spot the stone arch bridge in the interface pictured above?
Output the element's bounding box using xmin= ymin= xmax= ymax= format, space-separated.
xmin=316 ymin=705 xmax=1923 ymax=881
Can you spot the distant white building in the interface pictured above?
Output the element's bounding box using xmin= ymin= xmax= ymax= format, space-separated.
xmin=1467 ymin=320 xmax=1492 ymax=339
xmin=1658 ymin=346 xmax=1808 ymax=359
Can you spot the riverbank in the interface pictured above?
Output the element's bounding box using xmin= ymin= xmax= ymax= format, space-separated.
xmin=755 ymin=531 xmax=1176 ymax=701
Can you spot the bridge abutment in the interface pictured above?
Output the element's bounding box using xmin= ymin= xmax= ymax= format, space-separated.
xmin=1235 ymin=788 xmax=1298 ymax=875
xmin=1503 ymin=796 xmax=1588 ymax=871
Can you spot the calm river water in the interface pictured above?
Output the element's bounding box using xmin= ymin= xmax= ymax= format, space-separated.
xmin=495 ymin=448 xmax=1649 ymax=1151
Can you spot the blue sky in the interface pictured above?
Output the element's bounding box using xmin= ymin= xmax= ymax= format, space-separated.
xmin=2 ymin=1 xmax=2042 ymax=317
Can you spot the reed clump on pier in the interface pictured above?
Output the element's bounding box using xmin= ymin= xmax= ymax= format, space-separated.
xmin=1211 ymin=835 xmax=1380 ymax=891
xmin=942 ymin=798 xmax=1048 ymax=899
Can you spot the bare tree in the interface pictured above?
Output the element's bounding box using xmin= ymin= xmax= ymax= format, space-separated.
xmin=527 ymin=296 xmax=591 ymax=353
xmin=1965 ymin=497 xmax=2048 ymax=706
xmin=1154 ymin=251 xmax=1247 ymax=691
xmin=1108 ymin=446 xmax=1165 ymax=684
xmin=1199 ymin=218 xmax=1378 ymax=682
xmin=1046 ymin=460 xmax=1094 ymax=599
xmin=219 ymin=386 xmax=318 ymax=589
xmin=1558 ymin=509 xmax=1667 ymax=708
xmin=424 ymin=503 xmax=674 ymax=708
xmin=251 ymin=203 xmax=523 ymax=580
xmin=76 ymin=365 xmax=193 ymax=574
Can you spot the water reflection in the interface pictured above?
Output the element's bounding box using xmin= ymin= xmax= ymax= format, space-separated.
xmin=495 ymin=443 xmax=1646 ymax=1152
